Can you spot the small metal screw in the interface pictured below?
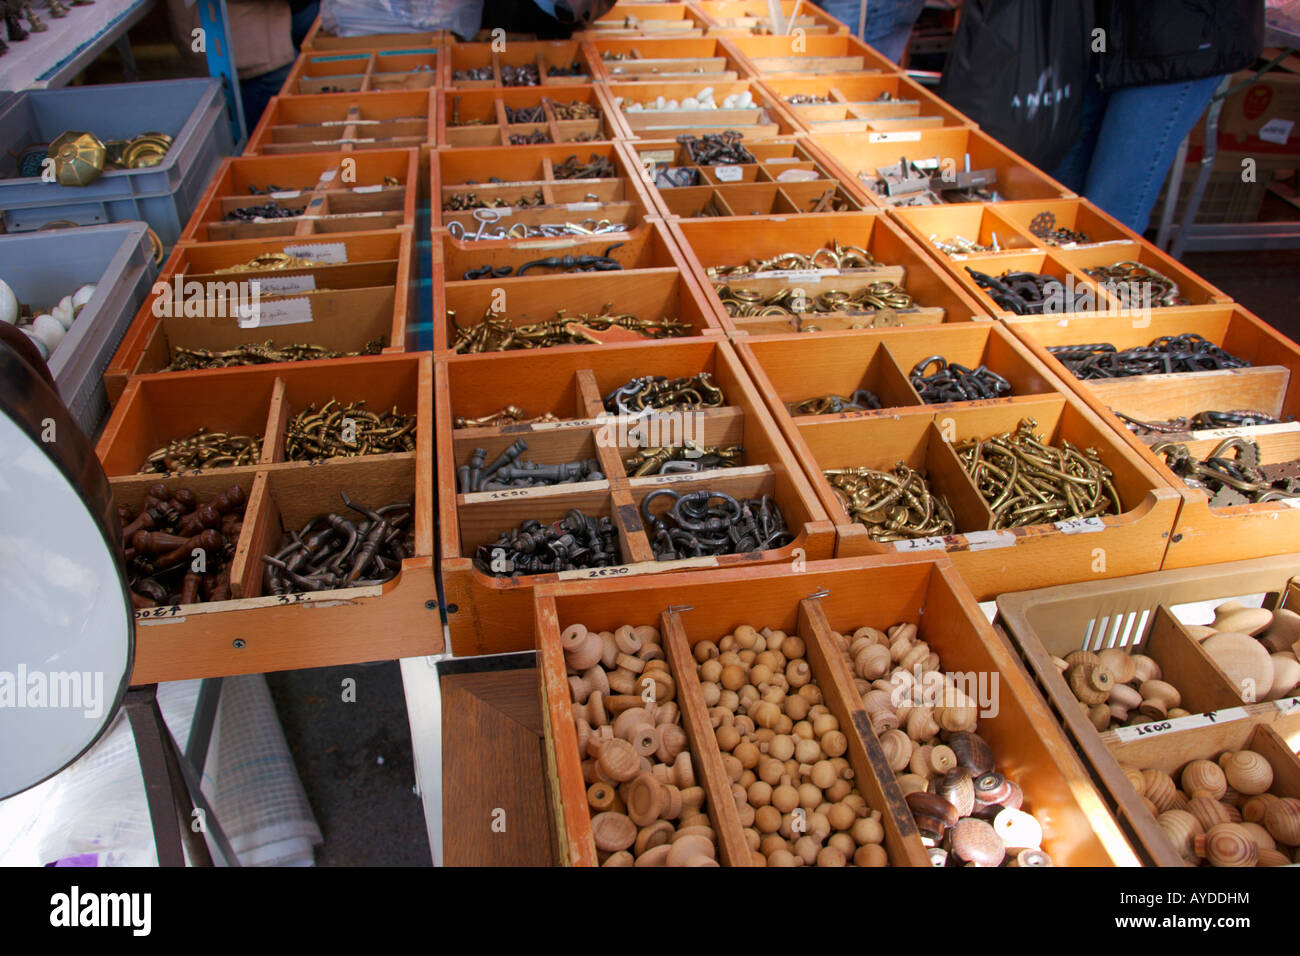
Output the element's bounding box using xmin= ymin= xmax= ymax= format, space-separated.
xmin=425 ymin=600 xmax=437 ymax=609
xmin=232 ymin=639 xmax=246 ymax=649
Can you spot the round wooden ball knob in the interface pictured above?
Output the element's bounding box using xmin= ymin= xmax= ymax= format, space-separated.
xmin=1181 ymin=758 xmax=1227 ymax=800
xmin=1141 ymin=769 xmax=1178 ymax=812
xmin=854 ymin=843 xmax=888 ymax=866
xmin=1263 ymin=796 xmax=1300 ymax=846
xmin=1219 ymin=749 xmax=1274 ymax=795
xmin=591 ymin=811 xmax=637 ymax=852
xmin=935 ymin=769 xmax=975 ymax=818
xmin=950 ymin=817 xmax=1005 ymax=867
xmin=1194 ymin=823 xmax=1258 ymax=867
xmin=947 ymin=731 xmax=995 ymax=777
xmin=1157 ymin=809 xmax=1202 ymax=864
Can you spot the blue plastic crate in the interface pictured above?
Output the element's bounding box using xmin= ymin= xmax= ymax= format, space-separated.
xmin=0 ymin=79 xmax=234 ymax=248
xmin=0 ymin=223 xmax=159 ymax=438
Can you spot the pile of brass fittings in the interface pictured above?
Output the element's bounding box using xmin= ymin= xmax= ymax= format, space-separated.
xmin=603 ymin=372 xmax=726 ymax=414
xmin=547 ymin=61 xmax=586 ymax=77
xmin=787 ymin=93 xmax=831 ymax=104
xmin=457 ymin=439 xmax=603 ymax=492
xmin=788 ymin=390 xmax=881 ymax=416
xmin=443 ymin=189 xmax=543 ymax=211
xmin=1114 ymin=409 xmax=1284 ymax=435
xmin=929 ymin=234 xmax=1001 ymax=255
xmin=475 ymin=509 xmax=619 ymax=575
xmin=825 ymin=464 xmax=956 ymax=541
xmin=454 ymin=405 xmax=561 ymax=428
xmin=1047 ymin=334 xmax=1250 ymax=380
xmin=1083 ymin=260 xmax=1188 ymax=308
xmin=262 ymin=493 xmax=414 ymax=594
xmin=1028 ymin=211 xmax=1089 ymax=246
xmin=677 ymin=131 xmax=755 ymax=165
xmin=1152 ymin=437 xmax=1300 ymax=507
xmin=861 ymin=155 xmax=1000 ymax=206
xmin=224 ymin=200 xmax=305 ymax=221
xmin=461 ymin=244 xmax=624 ymax=279
xmin=45 ymin=130 xmax=172 ymax=186
xmin=213 ymin=252 xmax=322 ymax=274
xmin=453 ymin=67 xmax=495 ymax=82
xmin=284 ymin=400 xmax=416 ymax=461
xmin=716 ymin=283 xmax=913 ymax=317
xmin=447 ymin=209 xmax=624 ymax=240
xmin=955 ymin=418 xmax=1122 ymax=528
xmin=965 ymin=267 xmax=1091 ymax=315
xmin=451 ymin=308 xmax=688 ymax=353
xmin=625 ymin=441 xmax=743 ymax=476
xmin=642 ymin=489 xmax=792 ymax=559
xmin=139 ymin=428 xmax=262 ymax=474
xmin=910 ymin=355 xmax=1012 ymax=404
xmin=121 ymin=484 xmax=246 ymax=608
xmin=553 ymin=153 xmax=616 ymax=179
xmin=509 ymin=129 xmax=553 ymax=145
xmin=167 ymin=339 xmax=384 ymax=370
xmin=551 ymin=100 xmax=600 ymax=120
xmin=704 ymin=240 xmax=879 ymax=277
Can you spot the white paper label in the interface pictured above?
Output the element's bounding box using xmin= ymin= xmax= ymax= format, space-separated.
xmin=1275 ymin=695 xmax=1300 ymax=714
xmin=353 ymin=184 xmax=384 ymax=193
xmin=1111 ymin=706 xmax=1252 ymax=743
xmin=283 ymin=242 xmax=348 ymax=264
xmin=243 ymin=297 xmax=313 ymax=328
xmin=1281 ymin=498 xmax=1300 ymax=510
xmin=270 ymin=190 xmax=302 ymax=199
xmin=319 ymin=168 xmax=338 ymax=182
xmin=964 ymin=530 xmax=1016 ymax=551
xmin=1054 ymin=516 xmax=1105 ymax=535
xmin=776 ymin=168 xmax=821 ymax=182
xmin=867 ymin=130 xmax=922 ymax=143
xmin=1259 ymin=117 xmax=1294 ymax=145
xmin=713 ymin=164 xmax=744 ymax=182
xmin=764 ymin=157 xmax=801 ymax=164
xmin=566 ymin=201 xmax=601 ymax=210
xmin=255 ymin=274 xmax=317 ymax=294
xmin=892 ymin=535 xmax=948 ymax=552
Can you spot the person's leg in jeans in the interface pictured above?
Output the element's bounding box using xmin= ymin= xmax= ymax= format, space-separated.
xmin=1082 ymin=75 xmax=1225 ymax=232
xmin=817 ymin=0 xmax=924 ymax=63
xmin=240 ymin=64 xmax=291 ymax=133
xmin=1049 ymin=74 xmax=1107 ymax=194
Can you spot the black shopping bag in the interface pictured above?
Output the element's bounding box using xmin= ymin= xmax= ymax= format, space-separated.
xmin=939 ymin=0 xmax=1094 ymax=170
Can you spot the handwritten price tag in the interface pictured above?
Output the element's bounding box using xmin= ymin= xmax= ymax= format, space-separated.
xmin=892 ymin=535 xmax=947 ymax=553
xmin=965 ymin=530 xmax=1016 ymax=551
xmin=713 ymin=165 xmax=744 ymax=182
xmin=1054 ymin=516 xmax=1105 ymax=535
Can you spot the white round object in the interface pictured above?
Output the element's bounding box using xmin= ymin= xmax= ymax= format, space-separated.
xmin=682 ymin=97 xmax=699 ymax=109
xmin=627 ymin=101 xmax=642 ymax=112
xmin=0 ymin=279 xmax=16 ymax=325
xmin=52 ymin=297 xmax=75 ymax=331
xmin=1202 ymin=632 xmax=1275 ymax=703
xmin=697 ymin=87 xmax=713 ymax=100
xmin=655 ymin=95 xmax=666 ymax=108
xmin=666 ymin=99 xmax=679 ymax=109
xmin=20 ymin=328 xmax=50 ymax=360
xmin=72 ymin=284 xmax=97 ymax=313
xmin=993 ymin=808 xmax=1043 ymax=850
xmin=31 ymin=313 xmax=65 ymax=353
xmin=723 ymin=94 xmax=738 ymax=109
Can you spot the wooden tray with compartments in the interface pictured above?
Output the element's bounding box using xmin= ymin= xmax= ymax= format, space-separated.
xmin=719 ymin=33 xmax=895 ymax=75
xmin=437 ymin=86 xmax=619 ymax=147
xmin=444 ymin=39 xmax=597 ymax=89
xmin=589 ymin=3 xmax=709 ymax=35
xmin=535 ymin=554 xmax=1138 ymax=865
xmin=804 ymin=127 xmax=1074 ymax=209
xmin=104 ymin=229 xmax=414 ymax=405
xmin=102 ymin=353 xmax=438 ymax=683
xmin=758 ymin=73 xmax=974 ymax=135
xmin=179 ymin=149 xmax=419 ymax=243
xmin=436 ymin=338 xmax=835 ymax=656
xmin=693 ymin=0 xmax=847 ymax=36
xmin=284 ymin=47 xmax=440 ymax=95
xmin=245 ymin=90 xmax=436 ymax=155
xmin=605 ymin=79 xmax=795 ymax=140
xmin=1005 ymin=305 xmax=1300 ymax=570
xmin=586 ymin=36 xmax=755 ymax=83
xmin=733 ymin=326 xmax=1182 ymax=599
xmin=431 ymin=141 xmax=657 ymax=231
xmin=995 ymin=555 xmax=1300 ymax=865
xmin=667 ymin=210 xmax=989 ymax=335
xmin=618 ymin=135 xmax=863 ymax=219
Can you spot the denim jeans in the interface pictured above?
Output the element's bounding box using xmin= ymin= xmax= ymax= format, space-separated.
xmin=815 ymin=0 xmax=924 ymax=63
xmin=1050 ymin=74 xmax=1224 ymax=233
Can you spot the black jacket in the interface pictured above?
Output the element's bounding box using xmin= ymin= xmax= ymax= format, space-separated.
xmin=1098 ymin=0 xmax=1264 ymax=89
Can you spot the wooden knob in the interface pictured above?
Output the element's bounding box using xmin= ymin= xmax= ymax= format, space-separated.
xmin=935 ymin=769 xmax=975 ymax=818
xmin=596 ymin=737 xmax=640 ymax=782
xmin=591 ymin=811 xmax=636 ymax=852
xmin=946 ymin=731 xmax=994 ymax=777
xmin=1130 ymin=654 xmax=1161 ymax=683
xmin=1157 ymin=809 xmax=1202 ymax=864
xmin=1181 ymin=759 xmax=1227 ymax=801
xmin=1263 ymin=797 xmax=1300 ymax=845
xmin=1097 ymin=648 xmax=1137 ymax=684
xmin=1219 ymin=749 xmax=1274 ymax=795
xmin=950 ymin=817 xmax=1005 ymax=867
xmin=655 ymin=723 xmax=687 ymax=764
xmin=634 ymin=819 xmax=675 ymax=857
xmin=1194 ymin=823 xmax=1257 ymax=867
xmin=601 ymin=850 xmax=635 ymax=866
xmin=562 ymin=623 xmax=603 ymax=671
xmin=587 ymin=781 xmax=618 ymax=813
xmin=627 ymin=772 xmax=667 ymax=826
xmin=569 ymin=665 xmax=610 ymax=704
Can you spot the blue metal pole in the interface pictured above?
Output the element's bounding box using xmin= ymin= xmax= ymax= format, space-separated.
xmin=194 ymin=0 xmax=247 ymax=150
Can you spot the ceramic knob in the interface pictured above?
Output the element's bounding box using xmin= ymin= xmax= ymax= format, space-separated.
xmin=993 ymin=807 xmax=1043 ymax=850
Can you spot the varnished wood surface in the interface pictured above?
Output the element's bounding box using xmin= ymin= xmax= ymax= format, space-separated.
xmin=442 ymin=669 xmax=558 ymax=866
